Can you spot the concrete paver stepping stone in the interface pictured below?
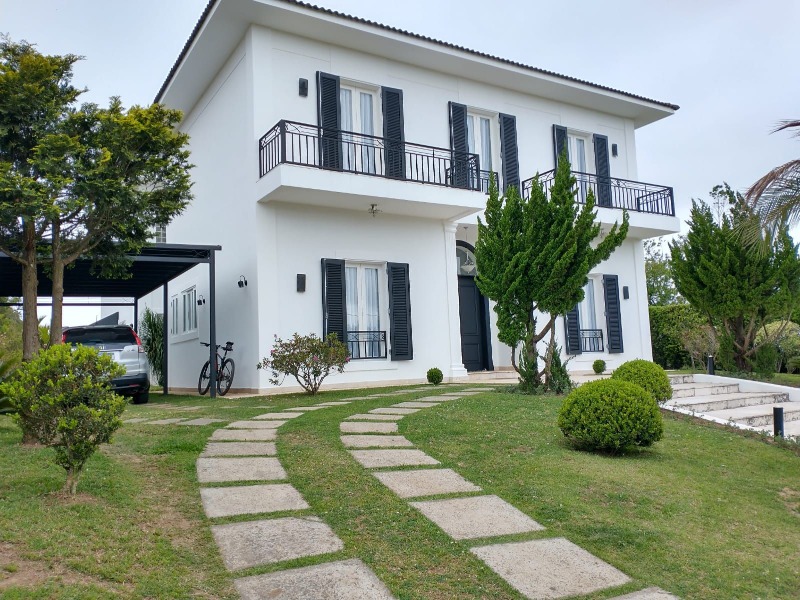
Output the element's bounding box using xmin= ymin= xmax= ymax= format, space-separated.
xmin=123 ymin=417 xmax=148 ymax=423
xmin=410 ymin=495 xmax=544 ymax=540
xmin=369 ymin=407 xmax=420 ymax=415
xmin=202 ymin=442 xmax=277 ymax=456
xmin=145 ymin=418 xmax=187 ymax=425
xmin=441 ymin=391 xmax=481 ymax=396
xmin=373 ymin=468 xmax=482 ymax=498
xmin=211 ymin=428 xmax=277 ymax=441
xmin=175 ymin=406 xmax=203 ymax=411
xmin=414 ymin=396 xmax=456 ymax=402
xmin=254 ymin=412 xmax=303 ymax=419
xmin=211 ymin=516 xmax=343 ymax=570
xmin=391 ymin=401 xmax=441 ymax=408
xmin=287 ymin=406 xmax=326 ymax=411
xmin=178 ymin=418 xmax=226 ymax=426
xmin=462 ymin=388 xmax=495 ymax=392
xmin=341 ymin=421 xmax=399 ymax=433
xmin=346 ymin=413 xmax=405 ymax=422
xmin=318 ymin=401 xmax=352 ymax=406
xmin=350 ymin=449 xmax=439 ymax=468
xmin=196 ymin=457 xmax=287 ymax=483
xmin=609 ymin=588 xmax=679 ymax=600
xmin=340 ymin=435 xmax=414 ymax=448
xmin=200 ymin=484 xmax=309 ymax=518
xmin=234 ymin=558 xmax=395 ymax=600
xmin=227 ymin=420 xmax=288 ymax=429
xmin=471 ymin=537 xmax=631 ymax=599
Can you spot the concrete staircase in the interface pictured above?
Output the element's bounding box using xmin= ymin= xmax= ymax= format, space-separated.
xmin=666 ymin=374 xmax=800 ymax=439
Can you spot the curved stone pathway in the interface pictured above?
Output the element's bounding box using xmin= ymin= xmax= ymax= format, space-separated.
xmin=339 ymin=390 xmax=679 ymax=600
xmin=195 ymin=394 xmax=416 ymax=599
xmin=187 ymin=386 xmax=678 ymax=599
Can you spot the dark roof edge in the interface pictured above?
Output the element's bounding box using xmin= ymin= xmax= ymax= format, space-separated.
xmin=155 ymin=0 xmax=680 ymax=112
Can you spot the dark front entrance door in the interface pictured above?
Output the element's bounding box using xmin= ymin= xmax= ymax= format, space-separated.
xmin=458 ymin=275 xmax=489 ymax=371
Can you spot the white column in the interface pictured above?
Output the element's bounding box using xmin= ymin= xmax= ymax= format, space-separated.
xmin=443 ymin=221 xmax=469 ymax=381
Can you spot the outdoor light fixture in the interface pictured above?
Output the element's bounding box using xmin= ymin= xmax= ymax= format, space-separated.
xmin=611 ymin=143 xmax=618 ymax=157
xmin=196 ymin=295 xmax=206 ymax=306
xmin=238 ymin=276 xmax=248 ymax=288
xmin=299 ymin=78 xmax=308 ymax=97
xmin=368 ymin=203 xmax=382 ymax=217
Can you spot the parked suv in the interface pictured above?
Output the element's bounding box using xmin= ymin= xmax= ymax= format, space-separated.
xmin=62 ymin=325 xmax=150 ymax=404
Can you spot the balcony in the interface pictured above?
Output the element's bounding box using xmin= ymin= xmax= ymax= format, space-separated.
xmin=255 ymin=121 xmax=492 ymax=220
xmin=521 ymin=169 xmax=678 ymax=237
xmin=347 ymin=330 xmax=387 ymax=360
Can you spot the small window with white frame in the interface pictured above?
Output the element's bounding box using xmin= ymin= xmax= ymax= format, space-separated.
xmin=169 ymin=287 xmax=198 ymax=337
xmin=466 ymin=108 xmax=499 ymax=192
xmin=169 ymin=296 xmax=179 ymax=335
xmin=152 ymin=225 xmax=167 ymax=244
xmin=345 ymin=262 xmax=388 ymax=359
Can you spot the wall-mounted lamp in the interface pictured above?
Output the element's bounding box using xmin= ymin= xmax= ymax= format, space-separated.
xmin=611 ymin=143 xmax=618 ymax=157
xmin=297 ymin=274 xmax=306 ymax=293
xmin=622 ymin=286 xmax=629 ymax=300
xmin=238 ymin=276 xmax=248 ymax=288
xmin=299 ymin=78 xmax=308 ymax=97
xmin=368 ymin=203 xmax=382 ymax=218
xmin=196 ymin=295 xmax=206 ymax=306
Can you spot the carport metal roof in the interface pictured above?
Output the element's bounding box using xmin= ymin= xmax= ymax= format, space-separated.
xmin=0 ymin=243 xmax=222 ymax=397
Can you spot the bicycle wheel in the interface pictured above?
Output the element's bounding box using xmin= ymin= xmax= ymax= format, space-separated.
xmin=198 ymin=361 xmax=211 ymax=395
xmin=217 ymin=358 xmax=235 ymax=396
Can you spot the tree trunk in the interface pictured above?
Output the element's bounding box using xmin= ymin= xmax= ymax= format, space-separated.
xmin=63 ymin=467 xmax=79 ymax=495
xmin=49 ymin=256 xmax=64 ymax=347
xmin=21 ymin=221 xmax=39 ymax=361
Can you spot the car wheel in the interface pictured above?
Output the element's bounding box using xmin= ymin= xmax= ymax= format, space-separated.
xmin=132 ymin=391 xmax=149 ymax=405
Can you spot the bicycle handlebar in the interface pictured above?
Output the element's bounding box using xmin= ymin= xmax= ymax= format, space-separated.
xmin=200 ymin=341 xmax=234 ymax=351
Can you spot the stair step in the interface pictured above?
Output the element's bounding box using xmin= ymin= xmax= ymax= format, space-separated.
xmin=668 ymin=391 xmax=790 ymax=413
xmin=753 ymin=419 xmax=800 ymax=439
xmin=707 ymin=402 xmax=800 ymax=427
xmin=668 ymin=374 xmax=695 ymax=385
xmin=671 ymin=382 xmax=740 ymax=398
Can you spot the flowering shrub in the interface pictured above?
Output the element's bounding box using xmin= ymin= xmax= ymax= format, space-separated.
xmin=258 ymin=333 xmax=350 ymax=394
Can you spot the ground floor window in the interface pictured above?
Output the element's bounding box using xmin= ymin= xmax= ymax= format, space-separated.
xmin=170 ymin=287 xmax=198 ymax=337
xmin=345 ymin=263 xmax=386 ymax=359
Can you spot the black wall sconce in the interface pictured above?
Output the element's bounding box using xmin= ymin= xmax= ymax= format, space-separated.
xmin=238 ymin=276 xmax=248 ymax=288
xmin=196 ymin=295 xmax=206 ymax=306
xmin=611 ymin=143 xmax=618 ymax=157
xmin=297 ymin=274 xmax=306 ymax=293
xmin=299 ymin=78 xmax=308 ymax=97
xmin=622 ymin=286 xmax=629 ymax=300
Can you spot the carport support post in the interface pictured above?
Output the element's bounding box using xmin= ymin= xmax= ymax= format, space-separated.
xmin=133 ymin=298 xmax=138 ymax=332
xmin=209 ymin=252 xmax=217 ymax=398
xmin=162 ymin=284 xmax=169 ymax=396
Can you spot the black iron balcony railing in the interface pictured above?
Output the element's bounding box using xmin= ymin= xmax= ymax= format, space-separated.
xmin=580 ymin=329 xmax=604 ymax=353
xmin=259 ymin=120 xmax=488 ymax=192
xmin=347 ymin=330 xmax=387 ymax=360
xmin=521 ymin=169 xmax=675 ymax=217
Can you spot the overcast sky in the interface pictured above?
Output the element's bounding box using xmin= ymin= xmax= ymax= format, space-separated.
xmin=3 ymin=0 xmax=799 ymax=323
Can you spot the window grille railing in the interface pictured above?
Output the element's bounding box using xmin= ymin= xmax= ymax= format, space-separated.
xmin=347 ymin=330 xmax=387 ymax=360
xmin=258 ymin=120 xmax=484 ymax=192
xmin=580 ymin=329 xmax=604 ymax=353
xmin=521 ymin=169 xmax=675 ymax=217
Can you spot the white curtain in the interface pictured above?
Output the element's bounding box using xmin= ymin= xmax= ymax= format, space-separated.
xmin=576 ymin=137 xmax=588 ymax=202
xmin=360 ymin=91 xmax=376 ymax=173
xmin=340 ymin=88 xmax=355 ymax=170
xmin=346 ymin=266 xmax=359 ymax=358
xmin=364 ymin=267 xmax=380 ymax=356
xmin=582 ymin=281 xmax=596 ymax=330
xmin=480 ymin=117 xmax=492 ymax=171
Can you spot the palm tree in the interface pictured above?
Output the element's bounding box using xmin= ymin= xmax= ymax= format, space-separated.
xmin=746 ymin=120 xmax=800 ymax=239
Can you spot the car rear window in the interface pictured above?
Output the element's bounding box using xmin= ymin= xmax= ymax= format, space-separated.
xmin=64 ymin=328 xmax=137 ymax=345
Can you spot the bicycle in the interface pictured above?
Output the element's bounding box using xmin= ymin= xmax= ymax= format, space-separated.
xmin=198 ymin=341 xmax=235 ymax=396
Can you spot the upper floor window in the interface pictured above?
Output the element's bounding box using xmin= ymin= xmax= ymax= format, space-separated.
xmin=152 ymin=225 xmax=167 ymax=244
xmin=467 ymin=112 xmax=493 ymax=173
xmin=340 ymin=82 xmax=380 ymax=174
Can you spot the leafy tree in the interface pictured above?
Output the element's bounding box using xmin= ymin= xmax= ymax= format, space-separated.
xmin=139 ymin=307 xmax=165 ymax=386
xmin=257 ymin=333 xmax=350 ymax=394
xmin=0 ymin=298 xmax=23 ymax=361
xmin=0 ymin=38 xmax=192 ymax=357
xmin=670 ymin=184 xmax=800 ymax=371
xmin=475 ymin=157 xmax=628 ymax=391
xmin=644 ymin=239 xmax=681 ymax=305
xmin=746 ymin=120 xmax=800 ymax=241
xmin=648 ymin=304 xmax=704 ymax=368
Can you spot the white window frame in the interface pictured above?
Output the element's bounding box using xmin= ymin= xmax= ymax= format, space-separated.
xmin=169 ymin=286 xmax=198 ymax=341
xmin=345 ymin=261 xmax=389 ymax=360
xmin=339 ymin=80 xmax=381 ymax=174
xmin=151 ymin=225 xmax=167 ymax=244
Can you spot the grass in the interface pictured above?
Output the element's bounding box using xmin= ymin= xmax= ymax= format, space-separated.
xmin=1 ymin=386 xmax=799 ymax=598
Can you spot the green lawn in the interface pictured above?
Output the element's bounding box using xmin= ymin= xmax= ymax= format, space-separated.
xmin=1 ymin=387 xmax=799 ymax=599
xmin=676 ymin=366 xmax=800 ymax=388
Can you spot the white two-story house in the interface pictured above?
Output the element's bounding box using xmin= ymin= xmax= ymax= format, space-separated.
xmin=136 ymin=0 xmax=680 ymax=393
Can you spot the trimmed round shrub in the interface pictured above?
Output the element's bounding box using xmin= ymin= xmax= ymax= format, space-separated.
xmin=558 ymin=379 xmax=664 ymax=452
xmin=592 ymin=359 xmax=606 ymax=374
xmin=611 ymin=359 xmax=672 ymax=404
xmin=427 ymin=367 xmax=443 ymax=385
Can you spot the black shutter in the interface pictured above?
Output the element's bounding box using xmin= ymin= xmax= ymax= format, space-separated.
xmin=382 ymin=87 xmax=405 ymax=179
xmin=603 ymin=274 xmax=623 ymax=354
xmin=499 ymin=113 xmax=520 ymax=192
xmin=594 ymin=133 xmax=612 ymax=207
xmin=564 ymin=305 xmax=582 ymax=355
xmin=321 ymin=258 xmax=347 ymax=344
xmin=317 ymin=72 xmax=341 ymax=170
xmin=553 ymin=124 xmax=568 ymax=168
xmin=387 ymin=262 xmax=413 ymax=360
xmin=449 ymin=101 xmax=469 ymax=189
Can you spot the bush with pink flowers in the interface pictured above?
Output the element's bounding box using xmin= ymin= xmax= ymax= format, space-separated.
xmin=258 ymin=333 xmax=350 ymax=394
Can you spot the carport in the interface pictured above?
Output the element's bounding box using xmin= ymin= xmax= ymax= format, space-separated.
xmin=0 ymin=243 xmax=222 ymax=397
